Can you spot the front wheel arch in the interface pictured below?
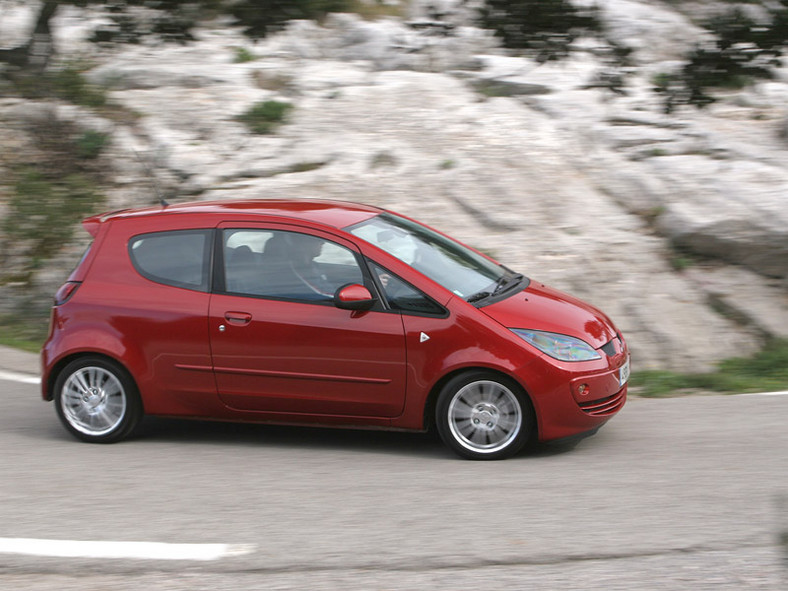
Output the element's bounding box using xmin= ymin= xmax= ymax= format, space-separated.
xmin=431 ymin=368 xmax=536 ymax=460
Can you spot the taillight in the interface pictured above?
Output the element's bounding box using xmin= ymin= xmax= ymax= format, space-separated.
xmin=54 ymin=281 xmax=81 ymax=306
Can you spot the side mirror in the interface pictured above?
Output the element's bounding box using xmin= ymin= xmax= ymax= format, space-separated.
xmin=334 ymin=284 xmax=376 ymax=311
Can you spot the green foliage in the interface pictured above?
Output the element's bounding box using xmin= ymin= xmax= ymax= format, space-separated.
xmin=0 ymin=115 xmax=106 ymax=286
xmin=83 ymin=0 xmax=394 ymax=44
xmin=632 ymin=339 xmax=788 ymax=397
xmin=669 ymin=256 xmax=693 ymax=272
xmin=478 ymin=0 xmax=602 ymax=62
xmin=76 ymin=130 xmax=110 ymax=159
xmin=228 ymin=0 xmax=350 ymax=40
xmin=87 ymin=0 xmax=222 ymax=45
xmin=233 ymin=47 xmax=257 ymax=63
xmin=0 ymin=315 xmax=49 ymax=352
xmin=655 ymin=2 xmax=788 ymax=113
xmin=149 ymin=12 xmax=197 ymax=44
xmin=51 ymin=65 xmax=107 ymax=107
xmin=236 ymin=100 xmax=294 ymax=134
xmin=89 ymin=11 xmax=144 ymax=44
xmin=369 ymin=151 xmax=398 ymax=169
xmin=474 ymin=79 xmax=521 ymax=97
xmin=2 ymin=170 xmax=101 ymax=281
xmin=287 ymin=161 xmax=325 ymax=173
xmin=8 ymin=64 xmax=108 ymax=108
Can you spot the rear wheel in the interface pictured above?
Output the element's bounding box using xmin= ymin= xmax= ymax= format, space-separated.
xmin=54 ymin=357 xmax=142 ymax=443
xmin=436 ymin=371 xmax=532 ymax=460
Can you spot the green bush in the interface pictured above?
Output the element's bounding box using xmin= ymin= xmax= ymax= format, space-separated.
xmin=2 ymin=170 xmax=102 ymax=279
xmin=150 ymin=12 xmax=197 ymax=44
xmin=233 ymin=47 xmax=257 ymax=63
xmin=228 ymin=0 xmax=349 ymax=40
xmin=655 ymin=2 xmax=788 ymax=113
xmin=0 ymin=314 xmax=50 ymax=352
xmin=478 ymin=0 xmax=602 ymax=62
xmin=9 ymin=64 xmax=108 ymax=107
xmin=52 ymin=65 xmax=107 ymax=108
xmin=76 ymin=130 xmax=110 ymax=159
xmin=236 ymin=100 xmax=293 ymax=134
xmin=0 ymin=116 xmax=107 ymax=285
xmin=88 ymin=0 xmax=221 ymax=45
xmin=632 ymin=339 xmax=788 ymax=397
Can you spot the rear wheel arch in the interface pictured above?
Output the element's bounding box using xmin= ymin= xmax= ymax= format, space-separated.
xmin=47 ymin=352 xmax=140 ymax=408
xmin=52 ymin=354 xmax=144 ymax=443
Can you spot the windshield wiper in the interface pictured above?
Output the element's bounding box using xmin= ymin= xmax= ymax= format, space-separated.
xmin=467 ymin=273 xmax=526 ymax=305
xmin=466 ymin=290 xmax=493 ymax=304
xmin=493 ymin=272 xmax=525 ymax=295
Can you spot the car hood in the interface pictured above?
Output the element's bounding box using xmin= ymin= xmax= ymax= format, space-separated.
xmin=480 ymin=282 xmax=617 ymax=349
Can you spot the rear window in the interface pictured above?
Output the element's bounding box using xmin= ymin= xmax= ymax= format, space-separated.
xmin=129 ymin=230 xmax=211 ymax=291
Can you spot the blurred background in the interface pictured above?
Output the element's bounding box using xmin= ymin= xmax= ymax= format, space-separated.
xmin=0 ymin=0 xmax=786 ymax=392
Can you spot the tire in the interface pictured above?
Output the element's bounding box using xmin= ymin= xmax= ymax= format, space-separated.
xmin=54 ymin=357 xmax=142 ymax=443
xmin=435 ymin=371 xmax=532 ymax=460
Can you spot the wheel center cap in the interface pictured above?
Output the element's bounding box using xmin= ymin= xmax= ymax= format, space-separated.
xmin=471 ymin=404 xmax=498 ymax=430
xmin=85 ymin=388 xmax=103 ymax=409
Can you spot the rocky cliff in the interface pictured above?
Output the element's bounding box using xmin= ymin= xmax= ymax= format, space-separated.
xmin=1 ymin=0 xmax=786 ymax=370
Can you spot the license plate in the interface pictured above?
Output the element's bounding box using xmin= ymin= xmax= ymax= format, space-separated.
xmin=619 ymin=357 xmax=631 ymax=387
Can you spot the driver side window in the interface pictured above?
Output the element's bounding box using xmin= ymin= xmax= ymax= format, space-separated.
xmin=223 ymin=229 xmax=364 ymax=302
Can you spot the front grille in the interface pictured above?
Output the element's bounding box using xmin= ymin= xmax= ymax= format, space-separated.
xmin=578 ymin=388 xmax=626 ymax=416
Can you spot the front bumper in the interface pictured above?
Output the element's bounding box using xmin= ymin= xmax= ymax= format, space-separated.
xmin=516 ymin=343 xmax=629 ymax=442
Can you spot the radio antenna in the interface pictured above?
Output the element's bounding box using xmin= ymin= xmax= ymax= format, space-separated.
xmin=133 ymin=149 xmax=169 ymax=207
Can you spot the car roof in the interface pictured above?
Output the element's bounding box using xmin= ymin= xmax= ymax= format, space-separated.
xmin=83 ymin=199 xmax=384 ymax=236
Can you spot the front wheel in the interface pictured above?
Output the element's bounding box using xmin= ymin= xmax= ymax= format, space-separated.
xmin=435 ymin=371 xmax=532 ymax=460
xmin=54 ymin=357 xmax=142 ymax=443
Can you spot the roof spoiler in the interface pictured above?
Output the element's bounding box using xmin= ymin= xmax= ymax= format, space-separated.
xmin=81 ymin=209 xmax=130 ymax=237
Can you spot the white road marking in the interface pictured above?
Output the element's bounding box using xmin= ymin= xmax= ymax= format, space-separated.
xmin=0 ymin=537 xmax=256 ymax=561
xmin=0 ymin=370 xmax=40 ymax=385
xmin=741 ymin=390 xmax=788 ymax=397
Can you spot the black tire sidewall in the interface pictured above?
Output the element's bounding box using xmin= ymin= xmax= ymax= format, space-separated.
xmin=54 ymin=356 xmax=142 ymax=443
xmin=435 ymin=370 xmax=532 ymax=461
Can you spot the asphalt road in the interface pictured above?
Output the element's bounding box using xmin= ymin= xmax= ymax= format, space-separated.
xmin=1 ymin=370 xmax=786 ymax=590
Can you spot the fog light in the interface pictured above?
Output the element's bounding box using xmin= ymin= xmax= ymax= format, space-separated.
xmin=578 ymin=384 xmax=590 ymax=396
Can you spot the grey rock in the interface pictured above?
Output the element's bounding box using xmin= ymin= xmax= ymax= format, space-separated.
xmin=2 ymin=3 xmax=787 ymax=372
xmin=683 ymin=266 xmax=788 ymax=340
xmin=650 ymin=157 xmax=788 ymax=279
xmin=88 ymin=65 xmax=224 ymax=89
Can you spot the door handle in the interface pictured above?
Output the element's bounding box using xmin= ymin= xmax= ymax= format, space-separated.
xmin=224 ymin=311 xmax=252 ymax=326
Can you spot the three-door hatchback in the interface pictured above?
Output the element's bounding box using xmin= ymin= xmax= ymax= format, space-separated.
xmin=42 ymin=199 xmax=629 ymax=459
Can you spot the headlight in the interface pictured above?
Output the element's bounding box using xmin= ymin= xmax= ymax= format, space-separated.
xmin=512 ymin=329 xmax=601 ymax=362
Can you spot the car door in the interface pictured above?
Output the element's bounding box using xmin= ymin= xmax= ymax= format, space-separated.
xmin=208 ymin=223 xmax=408 ymax=418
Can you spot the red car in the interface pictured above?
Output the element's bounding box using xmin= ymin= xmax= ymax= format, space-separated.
xmin=42 ymin=199 xmax=629 ymax=460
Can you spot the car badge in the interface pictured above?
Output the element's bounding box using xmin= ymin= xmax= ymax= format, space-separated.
xmin=420 ymin=332 xmax=430 ymax=343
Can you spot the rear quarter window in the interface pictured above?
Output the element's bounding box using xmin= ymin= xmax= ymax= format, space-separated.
xmin=129 ymin=230 xmax=211 ymax=291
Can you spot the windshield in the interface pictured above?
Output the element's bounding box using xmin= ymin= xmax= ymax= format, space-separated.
xmin=347 ymin=213 xmax=513 ymax=300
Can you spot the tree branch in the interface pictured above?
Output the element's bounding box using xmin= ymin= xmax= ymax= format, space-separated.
xmin=0 ymin=1 xmax=59 ymax=71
